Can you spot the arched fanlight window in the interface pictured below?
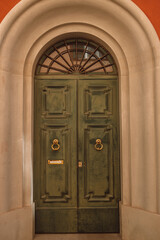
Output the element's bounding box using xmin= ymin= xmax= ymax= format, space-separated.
xmin=36 ymin=38 xmax=117 ymax=75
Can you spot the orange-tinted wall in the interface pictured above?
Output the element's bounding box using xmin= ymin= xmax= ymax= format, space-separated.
xmin=132 ymin=0 xmax=160 ymax=38
xmin=0 ymin=0 xmax=20 ymax=21
xmin=0 ymin=0 xmax=160 ymax=39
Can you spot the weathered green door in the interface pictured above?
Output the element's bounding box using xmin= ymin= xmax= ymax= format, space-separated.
xmin=34 ymin=76 xmax=120 ymax=233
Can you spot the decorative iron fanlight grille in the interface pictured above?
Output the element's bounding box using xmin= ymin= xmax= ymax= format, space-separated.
xmin=36 ymin=38 xmax=117 ymax=75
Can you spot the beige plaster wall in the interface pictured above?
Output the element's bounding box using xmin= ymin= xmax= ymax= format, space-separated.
xmin=0 ymin=206 xmax=33 ymax=240
xmin=0 ymin=0 xmax=160 ymax=239
xmin=121 ymin=204 xmax=160 ymax=240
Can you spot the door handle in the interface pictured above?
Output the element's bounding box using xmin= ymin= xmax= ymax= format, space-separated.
xmin=78 ymin=161 xmax=86 ymax=167
xmin=95 ymin=139 xmax=103 ymax=151
xmin=51 ymin=139 xmax=60 ymax=151
xmin=78 ymin=161 xmax=83 ymax=168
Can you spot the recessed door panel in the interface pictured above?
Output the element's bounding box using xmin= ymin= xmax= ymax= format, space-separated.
xmin=42 ymin=85 xmax=71 ymax=118
xmin=83 ymin=125 xmax=114 ymax=202
xmin=34 ymin=77 xmax=120 ymax=233
xmin=40 ymin=125 xmax=72 ymax=202
xmin=84 ymin=85 xmax=113 ymax=118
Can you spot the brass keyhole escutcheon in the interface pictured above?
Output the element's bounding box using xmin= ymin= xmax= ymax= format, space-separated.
xmin=95 ymin=139 xmax=103 ymax=151
xmin=51 ymin=139 xmax=60 ymax=151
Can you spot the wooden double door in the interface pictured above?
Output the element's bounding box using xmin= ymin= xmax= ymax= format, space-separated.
xmin=34 ymin=76 xmax=120 ymax=233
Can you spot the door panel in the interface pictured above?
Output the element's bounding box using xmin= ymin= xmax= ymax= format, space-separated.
xmin=34 ymin=77 xmax=120 ymax=233
xmin=34 ymin=79 xmax=77 ymax=233
xmin=78 ymin=208 xmax=119 ymax=233
xmin=78 ymin=79 xmax=120 ymax=232
xmin=83 ymin=125 xmax=114 ymax=201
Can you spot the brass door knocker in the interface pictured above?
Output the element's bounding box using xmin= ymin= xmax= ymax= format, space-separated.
xmin=51 ymin=139 xmax=60 ymax=151
xmin=95 ymin=139 xmax=103 ymax=151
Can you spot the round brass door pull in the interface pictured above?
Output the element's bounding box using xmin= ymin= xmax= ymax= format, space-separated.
xmin=95 ymin=139 xmax=103 ymax=151
xmin=51 ymin=139 xmax=60 ymax=151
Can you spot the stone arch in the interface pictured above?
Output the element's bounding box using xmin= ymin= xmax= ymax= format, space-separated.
xmin=0 ymin=0 xmax=160 ymax=239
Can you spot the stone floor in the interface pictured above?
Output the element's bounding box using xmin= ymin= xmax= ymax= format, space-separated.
xmin=34 ymin=234 xmax=121 ymax=240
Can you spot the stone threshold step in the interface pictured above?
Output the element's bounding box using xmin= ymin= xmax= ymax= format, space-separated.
xmin=34 ymin=233 xmax=121 ymax=240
